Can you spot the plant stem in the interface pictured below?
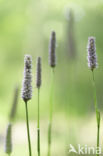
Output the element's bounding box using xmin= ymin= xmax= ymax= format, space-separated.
xmin=92 ymin=70 xmax=100 ymax=156
xmin=25 ymin=101 xmax=32 ymax=156
xmin=48 ymin=68 xmax=55 ymax=156
xmin=37 ymin=88 xmax=40 ymax=156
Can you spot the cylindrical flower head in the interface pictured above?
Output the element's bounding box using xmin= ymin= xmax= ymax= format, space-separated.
xmin=21 ymin=55 xmax=32 ymax=102
xmin=87 ymin=37 xmax=98 ymax=71
xmin=36 ymin=57 xmax=42 ymax=88
xmin=49 ymin=31 xmax=56 ymax=68
xmin=5 ymin=123 xmax=12 ymax=154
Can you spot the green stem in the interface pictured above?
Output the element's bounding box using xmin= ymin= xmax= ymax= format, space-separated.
xmin=97 ymin=111 xmax=100 ymax=147
xmin=25 ymin=101 xmax=32 ymax=156
xmin=37 ymin=88 xmax=40 ymax=156
xmin=92 ymin=71 xmax=100 ymax=156
xmin=48 ymin=68 xmax=55 ymax=156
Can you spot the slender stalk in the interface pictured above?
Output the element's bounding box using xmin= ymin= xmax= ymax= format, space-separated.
xmin=25 ymin=101 xmax=32 ymax=156
xmin=37 ymin=88 xmax=40 ymax=156
xmin=48 ymin=68 xmax=55 ymax=156
xmin=92 ymin=70 xmax=100 ymax=156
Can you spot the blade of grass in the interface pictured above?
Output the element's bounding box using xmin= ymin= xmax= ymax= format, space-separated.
xmin=25 ymin=101 xmax=32 ymax=156
xmin=48 ymin=68 xmax=55 ymax=156
xmin=37 ymin=88 xmax=40 ymax=156
xmin=92 ymin=71 xmax=100 ymax=156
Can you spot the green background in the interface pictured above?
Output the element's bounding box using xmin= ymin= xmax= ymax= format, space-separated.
xmin=0 ymin=0 xmax=103 ymax=155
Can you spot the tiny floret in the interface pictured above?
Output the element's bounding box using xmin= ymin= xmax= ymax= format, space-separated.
xmin=21 ymin=55 xmax=32 ymax=102
xmin=87 ymin=37 xmax=98 ymax=71
xmin=49 ymin=31 xmax=56 ymax=67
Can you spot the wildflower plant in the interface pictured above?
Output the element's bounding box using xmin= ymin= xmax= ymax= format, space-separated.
xmin=87 ymin=37 xmax=100 ymax=156
xmin=21 ymin=55 xmax=32 ymax=156
xmin=48 ymin=31 xmax=56 ymax=156
xmin=36 ymin=57 xmax=42 ymax=156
